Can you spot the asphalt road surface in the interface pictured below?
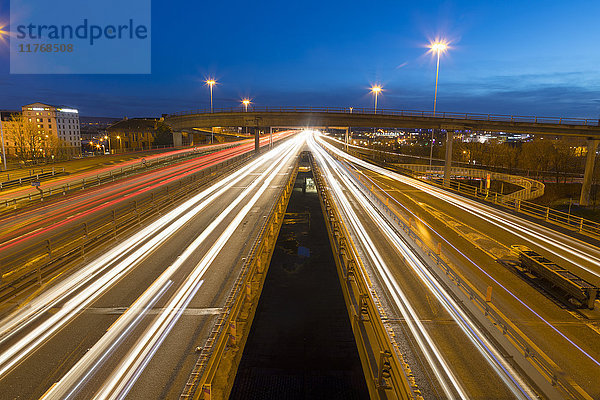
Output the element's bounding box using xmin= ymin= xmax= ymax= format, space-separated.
xmin=0 ymin=133 xmax=304 ymax=399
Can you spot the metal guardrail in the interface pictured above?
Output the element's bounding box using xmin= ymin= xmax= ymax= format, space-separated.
xmin=180 ymin=158 xmax=298 ymax=400
xmin=512 ymin=200 xmax=600 ymax=240
xmin=311 ymin=155 xmax=417 ymax=399
xmin=512 ymin=245 xmax=598 ymax=309
xmin=320 ymin=143 xmax=593 ymax=400
xmin=0 ymin=168 xmax=66 ymax=190
xmin=168 ymin=106 xmax=600 ymax=127
xmin=336 ymin=139 xmax=600 ymax=242
xmin=0 ymin=147 xmax=227 ymax=210
xmin=0 ymin=152 xmax=253 ymax=305
xmin=397 ymin=164 xmax=545 ymax=202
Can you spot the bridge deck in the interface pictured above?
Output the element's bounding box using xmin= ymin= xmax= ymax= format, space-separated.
xmin=166 ymin=107 xmax=600 ymax=137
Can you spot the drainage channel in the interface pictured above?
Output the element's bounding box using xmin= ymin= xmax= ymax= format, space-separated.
xmin=229 ymin=165 xmax=369 ymax=399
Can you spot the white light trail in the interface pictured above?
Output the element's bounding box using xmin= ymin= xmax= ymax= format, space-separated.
xmin=317 ymin=134 xmax=600 ymax=368
xmin=310 ymin=134 xmax=536 ymax=399
xmin=309 ymin=136 xmax=467 ymax=399
xmin=322 ymin=136 xmax=600 ymax=277
xmin=0 ymin=135 xmax=300 ymax=380
xmin=40 ymin=132 xmax=306 ymax=399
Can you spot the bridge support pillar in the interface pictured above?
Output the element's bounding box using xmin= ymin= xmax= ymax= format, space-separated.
xmin=255 ymin=127 xmax=260 ymax=153
xmin=173 ymin=131 xmax=182 ymax=147
xmin=443 ymin=130 xmax=454 ymax=187
xmin=345 ymin=127 xmax=349 ymax=151
xmin=579 ymin=139 xmax=599 ymax=206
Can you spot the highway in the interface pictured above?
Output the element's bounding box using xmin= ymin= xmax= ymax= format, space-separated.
xmin=313 ymin=133 xmax=600 ymax=399
xmin=1 ymin=128 xmax=598 ymax=399
xmin=0 ymin=133 xmax=292 ymax=259
xmin=0 ymin=145 xmax=232 ymax=202
xmin=0 ymin=132 xmax=305 ymax=399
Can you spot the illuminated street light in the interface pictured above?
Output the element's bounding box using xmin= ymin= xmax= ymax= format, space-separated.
xmin=0 ymin=28 xmax=6 ymax=170
xmin=429 ymin=41 xmax=448 ymax=116
xmin=242 ymin=98 xmax=251 ymax=112
xmin=427 ymin=39 xmax=449 ymax=169
xmin=205 ymin=79 xmax=217 ymax=113
xmin=241 ymin=99 xmax=252 ymax=136
xmin=370 ymin=85 xmax=382 ymax=114
xmin=0 ymin=116 xmax=5 ymax=171
xmin=104 ymin=135 xmax=111 ymax=154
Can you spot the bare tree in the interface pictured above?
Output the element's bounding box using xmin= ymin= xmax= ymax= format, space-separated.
xmin=3 ymin=113 xmax=42 ymax=162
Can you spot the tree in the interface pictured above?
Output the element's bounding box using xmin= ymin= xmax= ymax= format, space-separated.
xmin=3 ymin=113 xmax=42 ymax=162
xmin=153 ymin=122 xmax=173 ymax=147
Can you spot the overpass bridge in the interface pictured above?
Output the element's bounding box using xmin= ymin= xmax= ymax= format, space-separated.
xmin=165 ymin=106 xmax=600 ymax=205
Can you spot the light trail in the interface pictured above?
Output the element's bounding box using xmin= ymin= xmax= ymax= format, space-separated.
xmin=0 ymin=134 xmax=299 ymax=379
xmin=310 ymin=134 xmax=535 ymax=399
xmin=324 ymin=137 xmax=600 ymax=277
xmin=91 ymin=134 xmax=306 ymax=400
xmin=318 ymin=134 xmax=600 ymax=369
xmin=310 ymin=136 xmax=467 ymax=399
xmin=0 ymin=130 xmax=294 ymax=248
xmin=40 ymin=133 xmax=305 ymax=399
xmin=42 ymin=280 xmax=174 ymax=400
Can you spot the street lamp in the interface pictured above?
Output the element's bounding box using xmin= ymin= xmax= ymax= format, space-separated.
xmin=428 ymin=40 xmax=449 ymax=168
xmin=430 ymin=41 xmax=448 ymax=116
xmin=370 ymin=85 xmax=382 ymax=114
xmin=116 ymin=135 xmax=122 ymax=152
xmin=104 ymin=135 xmax=111 ymax=154
xmin=0 ymin=116 xmax=6 ymax=171
xmin=205 ymin=79 xmax=217 ymax=113
xmin=0 ymin=29 xmax=8 ymax=170
xmin=242 ymin=99 xmax=251 ymax=136
xmin=242 ymin=98 xmax=251 ymax=112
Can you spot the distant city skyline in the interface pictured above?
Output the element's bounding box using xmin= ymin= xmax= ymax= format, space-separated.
xmin=0 ymin=0 xmax=599 ymax=118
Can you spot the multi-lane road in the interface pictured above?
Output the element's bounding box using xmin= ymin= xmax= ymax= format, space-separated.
xmin=312 ymin=133 xmax=600 ymax=399
xmin=0 ymin=133 xmax=304 ymax=399
xmin=0 ymin=129 xmax=598 ymax=399
xmin=0 ymin=133 xmax=292 ymax=260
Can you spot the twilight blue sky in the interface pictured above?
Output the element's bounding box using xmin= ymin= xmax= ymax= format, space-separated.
xmin=0 ymin=0 xmax=599 ymax=118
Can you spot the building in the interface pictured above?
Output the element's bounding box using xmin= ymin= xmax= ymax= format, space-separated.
xmin=21 ymin=102 xmax=81 ymax=153
xmin=79 ymin=116 xmax=121 ymax=152
xmin=106 ymin=118 xmax=165 ymax=151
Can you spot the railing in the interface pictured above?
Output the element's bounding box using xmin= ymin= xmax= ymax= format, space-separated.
xmin=512 ymin=200 xmax=600 ymax=240
xmin=334 ymin=139 xmax=600 ymax=241
xmin=0 ymin=152 xmax=253 ymax=304
xmin=0 ymin=167 xmax=66 ymax=190
xmin=397 ymin=164 xmax=545 ymax=202
xmin=0 ymin=147 xmax=223 ymax=210
xmin=312 ymin=155 xmax=417 ymax=399
xmin=320 ymin=143 xmax=593 ymax=400
xmin=167 ymin=106 xmax=600 ymax=127
xmin=180 ymin=158 xmax=298 ymax=400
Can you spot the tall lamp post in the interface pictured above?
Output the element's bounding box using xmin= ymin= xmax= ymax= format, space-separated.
xmin=205 ymin=79 xmax=217 ymax=113
xmin=242 ymin=99 xmax=251 ymax=135
xmin=0 ymin=29 xmax=7 ymax=169
xmin=370 ymin=85 xmax=382 ymax=114
xmin=428 ymin=41 xmax=448 ymax=168
xmin=370 ymin=85 xmax=382 ymax=135
xmin=104 ymin=135 xmax=111 ymax=154
xmin=116 ymin=135 xmax=122 ymax=152
xmin=0 ymin=116 xmax=6 ymax=171
xmin=242 ymin=98 xmax=250 ymax=112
